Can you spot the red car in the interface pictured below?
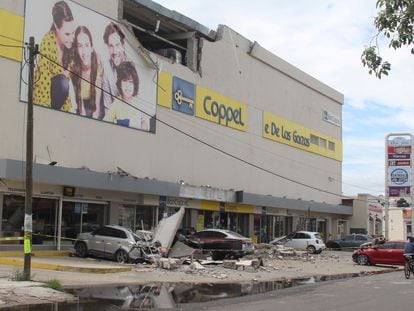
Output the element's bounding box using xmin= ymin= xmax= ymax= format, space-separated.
xmin=352 ymin=240 xmax=406 ymax=266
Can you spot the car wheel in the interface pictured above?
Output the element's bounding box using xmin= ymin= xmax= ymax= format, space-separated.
xmin=115 ymin=249 xmax=130 ymax=263
xmin=357 ymin=254 xmax=370 ymax=265
xmin=306 ymin=245 xmax=316 ymax=254
xmin=404 ymin=262 xmax=411 ymax=279
xmin=74 ymin=242 xmax=87 ymax=258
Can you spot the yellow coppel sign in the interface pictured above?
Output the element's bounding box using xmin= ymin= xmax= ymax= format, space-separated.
xmin=263 ymin=111 xmax=342 ymax=161
xmin=157 ymin=71 xmax=172 ymax=108
xmin=195 ymin=86 xmax=247 ymax=131
xmin=0 ymin=10 xmax=24 ymax=62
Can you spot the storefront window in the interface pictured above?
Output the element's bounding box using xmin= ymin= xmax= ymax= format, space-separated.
xmin=61 ymin=201 xmax=107 ymax=244
xmin=308 ymin=218 xmax=317 ymax=232
xmin=200 ymin=211 xmax=248 ymax=237
xmin=253 ymin=214 xmax=261 ymax=243
xmin=272 ymin=216 xmax=286 ymax=239
xmin=1 ymin=195 xmax=58 ymax=245
xmin=158 ymin=206 xmax=180 ymax=220
xmin=254 ymin=215 xmax=286 ymax=243
xmin=316 ymin=219 xmax=327 ymax=240
xmin=119 ymin=205 xmax=156 ymax=232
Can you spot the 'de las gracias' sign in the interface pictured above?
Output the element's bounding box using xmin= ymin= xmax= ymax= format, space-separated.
xmin=263 ymin=112 xmax=342 ymax=161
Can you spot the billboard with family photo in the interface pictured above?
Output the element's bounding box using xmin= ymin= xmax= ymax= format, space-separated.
xmin=20 ymin=0 xmax=157 ymax=132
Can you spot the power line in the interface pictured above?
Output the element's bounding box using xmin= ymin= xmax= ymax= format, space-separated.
xmin=0 ymin=42 xmax=25 ymax=49
xmin=0 ymin=41 xmax=383 ymax=192
xmin=39 ymin=52 xmax=385 ymax=200
xmin=1 ymin=41 xmax=388 ymax=206
xmin=36 ymin=52 xmax=355 ymax=200
xmin=0 ymin=34 xmax=24 ymax=44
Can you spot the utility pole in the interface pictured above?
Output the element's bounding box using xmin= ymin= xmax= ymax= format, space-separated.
xmin=23 ymin=36 xmax=37 ymax=281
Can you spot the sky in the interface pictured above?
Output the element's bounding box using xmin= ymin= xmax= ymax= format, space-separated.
xmin=154 ymin=0 xmax=414 ymax=197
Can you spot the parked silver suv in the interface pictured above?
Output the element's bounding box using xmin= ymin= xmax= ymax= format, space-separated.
xmin=74 ymin=225 xmax=157 ymax=263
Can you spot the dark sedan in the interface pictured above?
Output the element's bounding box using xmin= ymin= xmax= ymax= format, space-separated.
xmin=352 ymin=240 xmax=406 ymax=266
xmin=185 ymin=229 xmax=254 ymax=260
xmin=326 ymin=234 xmax=374 ymax=250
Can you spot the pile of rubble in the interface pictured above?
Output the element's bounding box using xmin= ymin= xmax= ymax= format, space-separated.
xmin=139 ymin=209 xmax=346 ymax=278
xmin=254 ymin=243 xmax=312 ymax=260
xmin=138 ymin=242 xmax=326 ymax=276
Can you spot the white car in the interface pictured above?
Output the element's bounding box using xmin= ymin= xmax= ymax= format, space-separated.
xmin=270 ymin=231 xmax=326 ymax=254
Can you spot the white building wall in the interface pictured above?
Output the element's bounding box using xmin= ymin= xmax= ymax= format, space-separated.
xmin=0 ymin=0 xmax=343 ymax=205
xmin=349 ymin=196 xmax=368 ymax=231
xmin=388 ymin=208 xmax=404 ymax=240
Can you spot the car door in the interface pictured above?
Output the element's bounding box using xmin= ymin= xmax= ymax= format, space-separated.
xmin=194 ymin=231 xmax=215 ymax=249
xmin=205 ymin=231 xmax=228 ymax=250
xmin=370 ymin=242 xmax=392 ymax=264
xmin=103 ymin=227 xmax=128 ymax=257
xmin=339 ymin=235 xmax=355 ymax=248
xmin=391 ymin=242 xmax=406 ymax=265
xmin=88 ymin=226 xmax=110 ymax=256
xmin=380 ymin=242 xmax=405 ymax=265
xmin=285 ymin=232 xmax=309 ymax=250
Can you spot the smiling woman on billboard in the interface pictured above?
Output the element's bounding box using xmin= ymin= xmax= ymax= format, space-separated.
xmin=32 ymin=0 xmax=75 ymax=112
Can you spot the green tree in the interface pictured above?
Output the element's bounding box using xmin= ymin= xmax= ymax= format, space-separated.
xmin=361 ymin=0 xmax=414 ymax=78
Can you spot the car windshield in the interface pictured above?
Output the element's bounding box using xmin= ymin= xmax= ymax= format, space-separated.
xmin=315 ymin=233 xmax=322 ymax=239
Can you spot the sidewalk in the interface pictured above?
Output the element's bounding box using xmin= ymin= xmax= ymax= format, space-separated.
xmin=0 ymin=250 xmax=403 ymax=308
xmin=0 ymin=251 xmax=131 ymax=274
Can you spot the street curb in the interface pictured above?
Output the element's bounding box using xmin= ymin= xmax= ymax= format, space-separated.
xmin=0 ymin=251 xmax=72 ymax=257
xmin=0 ymin=257 xmax=132 ymax=274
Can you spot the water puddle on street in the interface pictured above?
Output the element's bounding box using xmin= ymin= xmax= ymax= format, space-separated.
xmin=5 ymin=274 xmax=356 ymax=310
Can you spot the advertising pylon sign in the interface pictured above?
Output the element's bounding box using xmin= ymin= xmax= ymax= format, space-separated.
xmin=385 ymin=134 xmax=414 ymax=239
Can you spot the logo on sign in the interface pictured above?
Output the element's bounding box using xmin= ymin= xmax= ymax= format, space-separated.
xmin=388 ymin=153 xmax=410 ymax=159
xmin=388 ymin=136 xmax=411 ymax=147
xmin=389 ymin=160 xmax=411 ymax=166
xmin=390 ymin=168 xmax=409 ymax=185
xmin=322 ymin=110 xmax=341 ymax=127
xmin=389 ymin=186 xmax=411 ymax=197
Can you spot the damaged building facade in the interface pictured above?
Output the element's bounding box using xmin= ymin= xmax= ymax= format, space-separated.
xmin=0 ymin=0 xmax=351 ymax=249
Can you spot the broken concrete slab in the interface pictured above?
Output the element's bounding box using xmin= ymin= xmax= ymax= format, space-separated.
xmin=168 ymin=241 xmax=195 ymax=258
xmin=189 ymin=262 xmax=205 ymax=270
xmin=155 ymin=258 xmax=181 ymax=270
xmin=279 ymin=250 xmax=295 ymax=257
xmin=223 ymin=260 xmax=238 ymax=270
xmin=236 ymin=259 xmax=261 ymax=269
xmin=153 ymin=207 xmax=185 ymax=256
xmin=223 ymin=259 xmax=262 ymax=271
xmin=198 ymin=260 xmax=223 ymax=265
xmin=295 ymin=251 xmax=309 ymax=257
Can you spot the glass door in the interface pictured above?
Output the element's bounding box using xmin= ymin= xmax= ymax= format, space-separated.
xmin=61 ymin=201 xmax=108 ymax=245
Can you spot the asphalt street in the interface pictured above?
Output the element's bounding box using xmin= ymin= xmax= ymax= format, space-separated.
xmin=188 ymin=270 xmax=414 ymax=311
